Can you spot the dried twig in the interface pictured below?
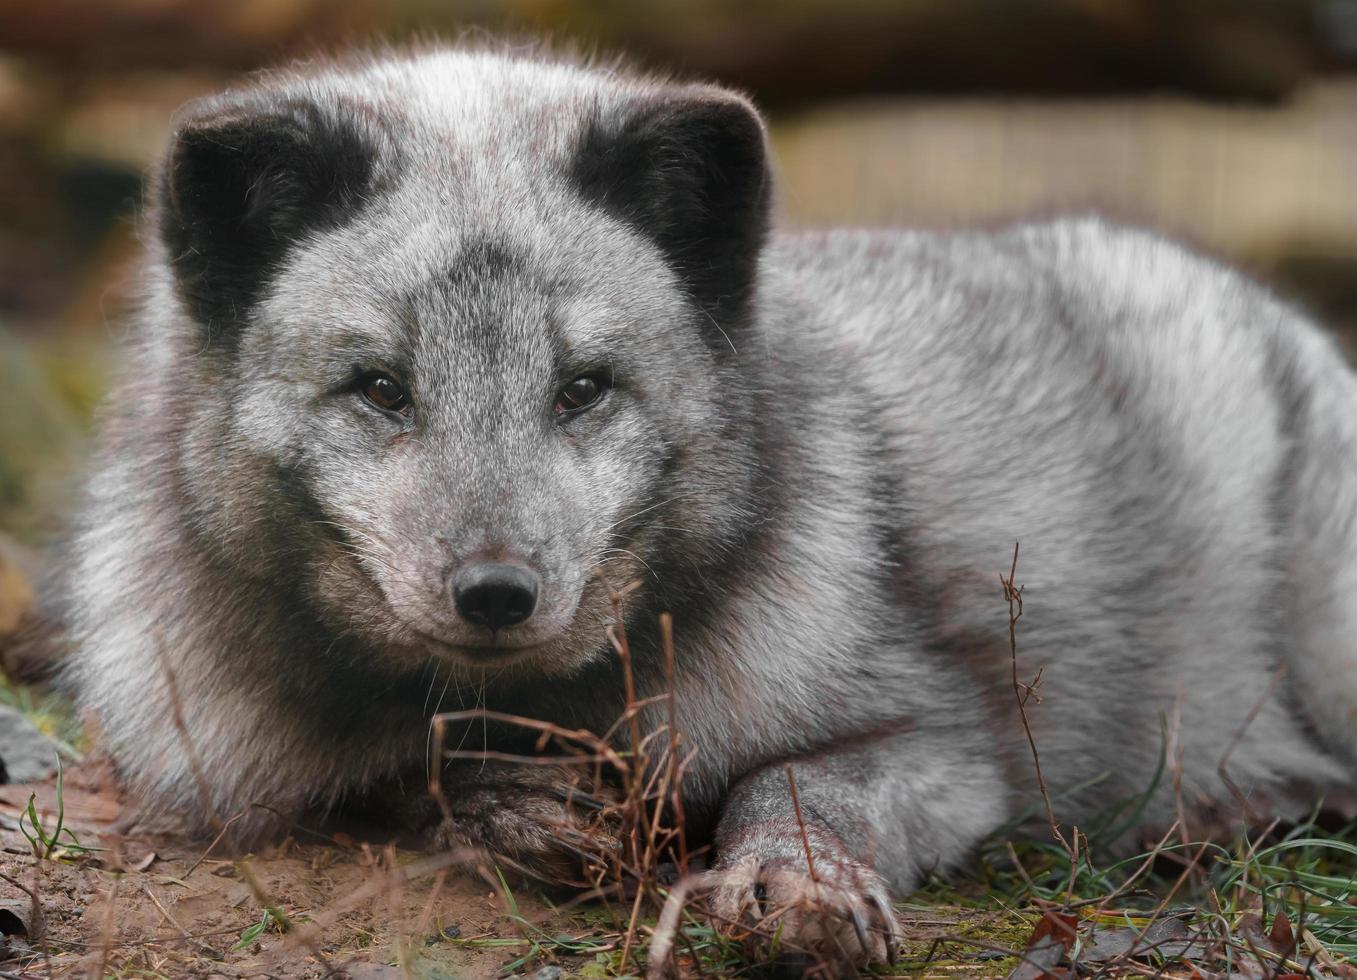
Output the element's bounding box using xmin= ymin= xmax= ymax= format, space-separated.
xmin=142 ymin=885 xmax=220 ymax=960
xmin=785 ymin=765 xmax=818 ymax=885
xmin=1000 ymin=543 xmax=1072 ymax=861
xmin=88 ymin=839 xmax=121 ymax=980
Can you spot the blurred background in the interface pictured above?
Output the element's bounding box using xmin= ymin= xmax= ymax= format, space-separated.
xmin=3 ymin=0 xmax=1357 ymax=572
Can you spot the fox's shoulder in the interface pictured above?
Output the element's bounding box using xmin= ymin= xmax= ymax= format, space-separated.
xmin=763 ymin=216 xmax=1303 ymax=352
xmin=767 ymin=216 xmax=1243 ymax=296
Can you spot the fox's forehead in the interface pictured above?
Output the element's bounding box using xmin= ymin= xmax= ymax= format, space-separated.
xmin=269 ymin=122 xmax=635 ymax=296
xmin=261 ymin=216 xmax=676 ymax=378
xmin=315 ymin=51 xmax=616 ymax=164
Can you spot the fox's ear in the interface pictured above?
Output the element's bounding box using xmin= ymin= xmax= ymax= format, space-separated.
xmin=573 ymin=86 xmax=772 ymax=337
xmin=156 ymin=93 xmax=381 ymax=339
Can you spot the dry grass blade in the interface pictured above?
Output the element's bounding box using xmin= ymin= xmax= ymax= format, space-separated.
xmin=1001 ymin=542 xmax=1074 ymax=865
xmin=151 ymin=636 xmax=339 ymax=977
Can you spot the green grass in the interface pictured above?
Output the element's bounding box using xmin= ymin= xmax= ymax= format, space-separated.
xmin=232 ymin=906 xmax=287 ymax=951
xmin=890 ymin=804 xmax=1357 ymax=977
xmin=1223 ymin=830 xmax=1357 ymax=959
xmin=18 ymin=757 xmax=101 ymax=860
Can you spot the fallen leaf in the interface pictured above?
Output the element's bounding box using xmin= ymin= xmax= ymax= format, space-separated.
xmin=1268 ymin=911 xmax=1296 ymax=954
xmin=1006 ymin=936 xmax=1069 ymax=980
xmin=1029 ymin=910 xmax=1079 ymax=953
xmin=1007 ymin=911 xmax=1079 ymax=980
xmin=1080 ymin=916 xmax=1209 ymax=966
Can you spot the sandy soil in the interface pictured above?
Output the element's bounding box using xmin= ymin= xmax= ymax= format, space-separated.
xmin=0 ymin=764 xmax=587 ymax=979
xmin=0 ymin=763 xmax=1036 ymax=980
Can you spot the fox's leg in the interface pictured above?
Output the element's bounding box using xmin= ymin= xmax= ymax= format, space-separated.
xmin=706 ymin=728 xmax=1009 ymax=968
xmin=430 ymin=762 xmax=622 ymax=884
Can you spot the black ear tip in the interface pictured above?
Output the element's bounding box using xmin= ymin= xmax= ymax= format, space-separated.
xmin=675 ymin=84 xmax=767 ymax=131
xmin=572 ymin=82 xmax=772 ymax=342
xmin=160 ymin=94 xmax=272 ymax=213
xmin=155 ymin=90 xmax=381 ymax=337
xmin=159 ymin=93 xmax=351 ymax=212
xmin=161 ymin=120 xmax=241 ymax=219
xmin=644 ymin=85 xmax=769 ymax=154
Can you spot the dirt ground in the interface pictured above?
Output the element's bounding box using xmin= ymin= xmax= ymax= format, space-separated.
xmin=0 ymin=761 xmax=1040 ymax=980
xmin=0 ymin=762 xmax=590 ymax=979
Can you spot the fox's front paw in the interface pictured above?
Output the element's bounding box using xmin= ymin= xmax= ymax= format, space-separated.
xmin=432 ymin=763 xmax=619 ymax=886
xmin=704 ymin=822 xmax=900 ymax=971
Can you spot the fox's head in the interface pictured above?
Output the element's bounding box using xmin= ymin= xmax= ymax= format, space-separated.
xmin=151 ymin=50 xmax=771 ymax=676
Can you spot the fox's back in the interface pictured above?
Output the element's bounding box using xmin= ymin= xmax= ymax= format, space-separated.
xmin=761 ymin=217 xmax=1357 ymax=808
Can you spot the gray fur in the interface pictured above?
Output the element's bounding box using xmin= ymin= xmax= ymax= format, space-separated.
xmin=69 ymin=44 xmax=1357 ymax=948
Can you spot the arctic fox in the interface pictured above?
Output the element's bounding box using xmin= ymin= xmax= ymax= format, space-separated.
xmin=69 ymin=45 xmax=1357 ymax=966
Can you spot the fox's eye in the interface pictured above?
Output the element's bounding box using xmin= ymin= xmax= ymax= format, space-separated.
xmin=554 ymin=374 xmax=609 ymax=417
xmin=360 ymin=374 xmax=412 ymax=417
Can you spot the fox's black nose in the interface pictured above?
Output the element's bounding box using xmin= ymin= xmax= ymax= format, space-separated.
xmin=452 ymin=563 xmax=539 ymax=631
